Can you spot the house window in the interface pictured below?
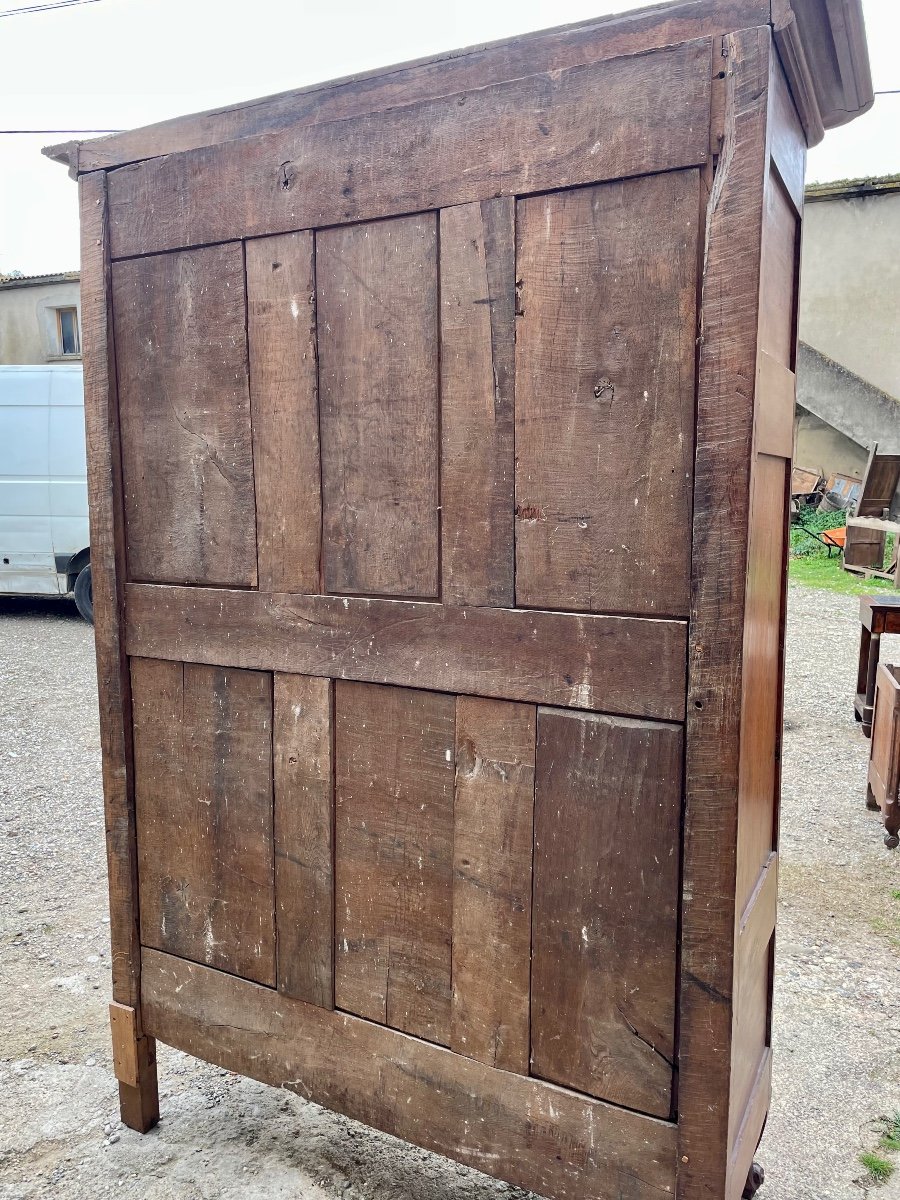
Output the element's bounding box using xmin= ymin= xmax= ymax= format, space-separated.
xmin=56 ymin=307 xmax=80 ymax=355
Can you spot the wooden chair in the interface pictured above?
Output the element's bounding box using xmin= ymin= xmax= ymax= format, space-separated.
xmin=866 ymin=662 xmax=900 ymax=847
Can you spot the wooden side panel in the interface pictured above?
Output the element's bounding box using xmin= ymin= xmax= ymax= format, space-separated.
xmin=143 ymin=948 xmax=678 ymax=1200
xmin=451 ymin=697 xmax=534 ymax=1073
xmin=125 ymin=585 xmax=688 ymax=722
xmin=440 ymin=198 xmax=515 ymax=607
xmin=735 ymin=452 xmax=789 ymax=914
xmin=679 ymin=29 xmax=772 ymax=1197
xmin=531 ymin=708 xmax=682 ymax=1118
xmin=105 ymin=41 xmax=711 ymax=258
xmin=246 ymin=232 xmax=321 ymax=593
xmin=757 ymin=170 xmax=798 ymax=369
xmin=334 ymin=681 xmax=455 ymax=1043
xmin=131 ymin=657 xmax=275 ymax=986
xmin=515 ymin=172 xmax=698 ymax=616
xmin=725 ymin=42 xmax=805 ymax=1200
xmin=112 ymin=244 xmax=257 ymax=587
xmin=274 ymin=674 xmax=333 ymax=1008
xmin=729 ymin=860 xmax=776 ymax=1156
xmin=868 ymin=665 xmax=900 ymax=807
xmin=317 ymin=215 xmax=439 ymax=598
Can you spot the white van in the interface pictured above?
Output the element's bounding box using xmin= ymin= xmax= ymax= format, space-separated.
xmin=0 ymin=364 xmax=92 ymax=622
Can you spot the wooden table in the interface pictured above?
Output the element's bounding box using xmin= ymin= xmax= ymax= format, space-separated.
xmin=855 ymin=594 xmax=900 ymax=735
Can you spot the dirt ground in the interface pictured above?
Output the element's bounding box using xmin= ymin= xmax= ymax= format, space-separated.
xmin=0 ymin=584 xmax=898 ymax=1200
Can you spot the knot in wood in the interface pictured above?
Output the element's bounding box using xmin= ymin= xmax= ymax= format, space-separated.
xmin=278 ymin=161 xmax=297 ymax=192
xmin=593 ymin=377 xmax=615 ymax=401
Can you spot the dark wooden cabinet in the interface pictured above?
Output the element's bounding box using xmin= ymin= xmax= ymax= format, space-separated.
xmin=47 ymin=3 xmax=872 ymax=1197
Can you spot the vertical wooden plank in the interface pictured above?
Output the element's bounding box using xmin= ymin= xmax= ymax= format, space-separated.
xmin=79 ymin=170 xmax=159 ymax=1132
xmin=132 ymin=658 xmax=276 ymax=986
xmin=109 ymin=1001 xmax=140 ymax=1087
xmin=112 ymin=243 xmax=257 ymax=587
xmin=531 ymin=708 xmax=681 ymax=1119
xmin=334 ymin=680 xmax=454 ymax=1044
xmin=317 ymin=215 xmax=439 ymax=598
xmin=514 ymin=171 xmax=698 ymax=617
xmin=274 ymin=673 xmax=334 ymax=1008
xmin=451 ymin=696 xmax=534 ymax=1073
xmin=78 ymin=171 xmax=141 ymax=1010
xmin=735 ymin=453 xmax=789 ymax=915
xmin=727 ymin=47 xmax=806 ymax=1198
xmin=247 ymin=232 xmax=321 ymax=592
xmin=757 ymin=169 xmax=798 ymax=369
xmin=679 ymin=27 xmax=771 ymax=1200
xmin=440 ymin=198 xmax=515 ymax=606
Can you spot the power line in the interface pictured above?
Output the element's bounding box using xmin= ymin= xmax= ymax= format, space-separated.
xmin=0 ymin=0 xmax=102 ymax=16
xmin=0 ymin=129 xmax=123 ymax=134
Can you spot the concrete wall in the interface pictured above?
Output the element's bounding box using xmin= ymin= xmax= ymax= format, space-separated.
xmin=800 ymin=189 xmax=900 ymax=399
xmin=795 ymin=408 xmax=868 ymax=479
xmin=0 ymin=279 xmax=81 ymax=365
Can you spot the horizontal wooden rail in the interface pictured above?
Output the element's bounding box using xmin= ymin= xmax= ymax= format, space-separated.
xmin=142 ymin=948 xmax=676 ymax=1200
xmin=125 ymin=584 xmax=688 ymax=721
xmin=106 ymin=38 xmax=711 ymax=258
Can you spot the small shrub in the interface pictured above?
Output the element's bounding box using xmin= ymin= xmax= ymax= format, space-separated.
xmin=881 ymin=1113 xmax=900 ymax=1154
xmin=860 ymin=1151 xmax=895 ymax=1184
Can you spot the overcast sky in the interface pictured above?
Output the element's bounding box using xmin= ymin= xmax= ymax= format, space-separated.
xmin=1 ymin=0 xmax=898 ymax=275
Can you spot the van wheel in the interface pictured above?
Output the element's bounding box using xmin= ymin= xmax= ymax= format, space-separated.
xmin=74 ymin=563 xmax=93 ymax=624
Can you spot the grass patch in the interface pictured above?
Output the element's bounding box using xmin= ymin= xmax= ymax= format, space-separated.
xmin=789 ymin=554 xmax=896 ymax=595
xmin=860 ymin=1151 xmax=895 ymax=1184
xmin=881 ymin=1114 xmax=900 ymax=1154
xmin=789 ymin=504 xmax=897 ymax=594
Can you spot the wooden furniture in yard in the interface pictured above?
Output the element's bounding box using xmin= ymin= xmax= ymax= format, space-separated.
xmin=866 ymin=664 xmax=900 ymax=848
xmin=46 ymin=2 xmax=873 ymax=1198
xmin=855 ymin=595 xmax=900 ymax=736
xmin=844 ymin=515 xmax=900 ymax=583
xmin=843 ymin=445 xmax=900 ymax=575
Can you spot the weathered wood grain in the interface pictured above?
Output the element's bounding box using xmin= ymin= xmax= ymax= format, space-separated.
xmin=451 ymin=697 xmax=534 ymax=1073
xmin=724 ymin=49 xmax=805 ymax=1196
xmin=531 ymin=709 xmax=681 ymax=1118
xmin=48 ymin=2 xmax=764 ymax=174
xmin=317 ymin=215 xmax=439 ymax=598
xmin=440 ymin=198 xmax=515 ymax=606
xmin=678 ymin=28 xmax=772 ymax=1200
xmin=514 ymin=172 xmax=698 ymax=616
xmin=78 ymin=172 xmax=141 ymax=1009
xmin=111 ymin=244 xmax=257 ymax=587
xmin=334 ymin=682 xmax=454 ymax=1043
xmin=105 ymin=40 xmax=711 ymax=258
xmin=246 ymin=232 xmax=321 ymax=592
xmin=142 ymin=948 xmax=677 ymax=1200
xmin=274 ymin=674 xmax=333 ymax=1008
xmin=131 ymin=657 xmax=275 ymax=986
xmin=125 ymin=584 xmax=688 ymax=721
xmin=79 ymin=171 xmax=160 ymax=1132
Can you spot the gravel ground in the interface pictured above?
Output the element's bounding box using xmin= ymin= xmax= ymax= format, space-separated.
xmin=0 ymin=584 xmax=898 ymax=1200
